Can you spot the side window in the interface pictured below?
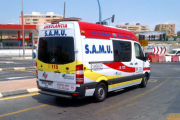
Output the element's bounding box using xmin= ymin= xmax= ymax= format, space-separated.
xmin=134 ymin=43 xmax=144 ymax=60
xmin=113 ymin=40 xmax=132 ymax=62
xmin=177 ymin=51 xmax=180 ymax=54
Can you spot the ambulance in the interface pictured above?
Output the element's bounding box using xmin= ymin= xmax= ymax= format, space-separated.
xmin=36 ymin=18 xmax=150 ymax=102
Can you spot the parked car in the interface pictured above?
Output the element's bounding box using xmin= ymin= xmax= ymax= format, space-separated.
xmin=146 ymin=52 xmax=159 ymax=60
xmin=168 ymin=49 xmax=180 ymax=56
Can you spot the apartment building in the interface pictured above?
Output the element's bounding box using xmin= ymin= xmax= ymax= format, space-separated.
xmin=155 ymin=23 xmax=175 ymax=37
xmin=116 ymin=23 xmax=149 ymax=32
xmin=116 ymin=23 xmax=149 ymax=37
xmin=19 ymin=12 xmax=63 ymax=29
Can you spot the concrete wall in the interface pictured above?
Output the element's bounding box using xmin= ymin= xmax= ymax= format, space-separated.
xmin=169 ymin=45 xmax=180 ymax=51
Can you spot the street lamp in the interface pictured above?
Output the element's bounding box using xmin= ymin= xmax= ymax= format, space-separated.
xmin=22 ymin=0 xmax=25 ymax=59
xmin=97 ymin=0 xmax=102 ymax=24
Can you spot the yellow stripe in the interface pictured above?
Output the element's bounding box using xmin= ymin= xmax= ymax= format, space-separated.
xmin=0 ymin=102 xmax=55 ymax=118
xmin=37 ymin=59 xmax=124 ymax=82
xmin=0 ymin=93 xmax=40 ymax=101
xmin=108 ymin=78 xmax=142 ymax=88
xmin=96 ymin=78 xmax=170 ymax=114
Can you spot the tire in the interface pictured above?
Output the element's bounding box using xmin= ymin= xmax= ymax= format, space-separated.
xmin=139 ymin=75 xmax=148 ymax=88
xmin=94 ymin=82 xmax=107 ymax=102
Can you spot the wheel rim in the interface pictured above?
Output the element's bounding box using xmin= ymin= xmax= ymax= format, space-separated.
xmin=97 ymin=87 xmax=105 ymax=99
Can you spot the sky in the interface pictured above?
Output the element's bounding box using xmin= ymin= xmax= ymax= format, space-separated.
xmin=0 ymin=0 xmax=180 ymax=33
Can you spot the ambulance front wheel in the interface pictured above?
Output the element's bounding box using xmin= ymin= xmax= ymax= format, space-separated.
xmin=94 ymin=82 xmax=107 ymax=102
xmin=139 ymin=75 xmax=148 ymax=88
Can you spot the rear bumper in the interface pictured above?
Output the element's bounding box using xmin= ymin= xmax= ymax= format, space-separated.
xmin=38 ymin=84 xmax=86 ymax=98
xmin=37 ymin=81 xmax=98 ymax=98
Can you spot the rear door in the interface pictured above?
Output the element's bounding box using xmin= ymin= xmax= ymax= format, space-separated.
xmin=37 ymin=23 xmax=77 ymax=92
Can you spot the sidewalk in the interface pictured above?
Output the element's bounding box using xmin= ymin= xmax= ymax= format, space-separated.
xmin=0 ymin=78 xmax=39 ymax=98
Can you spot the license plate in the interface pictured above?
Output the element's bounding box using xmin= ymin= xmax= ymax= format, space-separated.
xmin=57 ymin=83 xmax=76 ymax=91
xmin=41 ymin=80 xmax=53 ymax=87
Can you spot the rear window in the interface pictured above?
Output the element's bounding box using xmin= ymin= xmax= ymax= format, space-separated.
xmin=38 ymin=37 xmax=75 ymax=64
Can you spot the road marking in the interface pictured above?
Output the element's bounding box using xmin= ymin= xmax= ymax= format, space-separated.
xmin=14 ymin=67 xmax=25 ymax=70
xmin=21 ymin=70 xmax=36 ymax=73
xmin=0 ymin=93 xmax=40 ymax=101
xmin=0 ymin=102 xmax=55 ymax=118
xmin=95 ymin=78 xmax=170 ymax=115
xmin=151 ymin=77 xmax=180 ymax=78
xmin=166 ymin=113 xmax=180 ymax=120
xmin=126 ymin=102 xmax=138 ymax=107
xmin=148 ymin=79 xmax=157 ymax=82
xmin=6 ymin=76 xmax=33 ymax=80
xmin=174 ymin=80 xmax=180 ymax=84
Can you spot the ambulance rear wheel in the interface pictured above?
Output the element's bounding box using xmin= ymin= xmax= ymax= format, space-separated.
xmin=139 ymin=75 xmax=147 ymax=88
xmin=94 ymin=83 xmax=107 ymax=102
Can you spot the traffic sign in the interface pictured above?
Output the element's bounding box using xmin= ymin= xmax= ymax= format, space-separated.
xmin=139 ymin=40 xmax=148 ymax=46
xmin=18 ymin=41 xmax=22 ymax=45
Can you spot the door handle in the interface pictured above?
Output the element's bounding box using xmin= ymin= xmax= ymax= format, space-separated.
xmin=130 ymin=63 xmax=133 ymax=65
xmin=135 ymin=62 xmax=138 ymax=65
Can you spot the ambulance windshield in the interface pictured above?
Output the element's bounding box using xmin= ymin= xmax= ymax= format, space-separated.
xmin=38 ymin=37 xmax=75 ymax=64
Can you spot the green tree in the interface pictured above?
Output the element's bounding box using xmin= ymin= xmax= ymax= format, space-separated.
xmin=165 ymin=35 xmax=170 ymax=41
xmin=173 ymin=36 xmax=180 ymax=41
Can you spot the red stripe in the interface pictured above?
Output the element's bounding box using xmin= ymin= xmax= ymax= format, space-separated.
xmin=143 ymin=67 xmax=150 ymax=71
xmin=103 ymin=62 xmax=135 ymax=73
xmin=160 ymin=47 xmax=163 ymax=54
xmin=164 ymin=47 xmax=166 ymax=54
xmin=78 ymin=21 xmax=139 ymax=42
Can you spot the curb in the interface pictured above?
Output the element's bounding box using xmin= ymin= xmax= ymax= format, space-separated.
xmin=0 ymin=88 xmax=39 ymax=98
xmin=0 ymin=66 xmax=36 ymax=71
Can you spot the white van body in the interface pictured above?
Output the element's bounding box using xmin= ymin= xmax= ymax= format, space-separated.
xmin=36 ymin=20 xmax=150 ymax=101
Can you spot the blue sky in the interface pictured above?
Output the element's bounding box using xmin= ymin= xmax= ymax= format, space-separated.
xmin=0 ymin=0 xmax=180 ymax=33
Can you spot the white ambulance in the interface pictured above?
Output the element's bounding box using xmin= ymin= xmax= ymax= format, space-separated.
xmin=36 ymin=18 xmax=150 ymax=102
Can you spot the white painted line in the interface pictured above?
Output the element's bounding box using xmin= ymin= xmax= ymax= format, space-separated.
xmin=14 ymin=67 xmax=25 ymax=70
xmin=27 ymin=88 xmax=39 ymax=93
xmin=0 ymin=93 xmax=2 ymax=98
xmin=6 ymin=62 xmax=14 ymax=64
xmin=6 ymin=76 xmax=33 ymax=80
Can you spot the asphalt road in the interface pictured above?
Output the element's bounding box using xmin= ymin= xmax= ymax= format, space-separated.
xmin=0 ymin=69 xmax=35 ymax=81
xmin=0 ymin=56 xmax=35 ymax=68
xmin=0 ymin=62 xmax=180 ymax=120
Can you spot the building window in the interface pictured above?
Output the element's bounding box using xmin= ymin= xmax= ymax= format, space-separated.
xmin=33 ymin=19 xmax=38 ymax=21
xmin=26 ymin=19 xmax=32 ymax=21
xmin=33 ymin=22 xmax=38 ymax=24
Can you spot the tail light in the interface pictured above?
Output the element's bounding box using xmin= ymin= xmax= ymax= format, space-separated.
xmin=36 ymin=62 xmax=38 ymax=79
xmin=76 ymin=64 xmax=84 ymax=84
